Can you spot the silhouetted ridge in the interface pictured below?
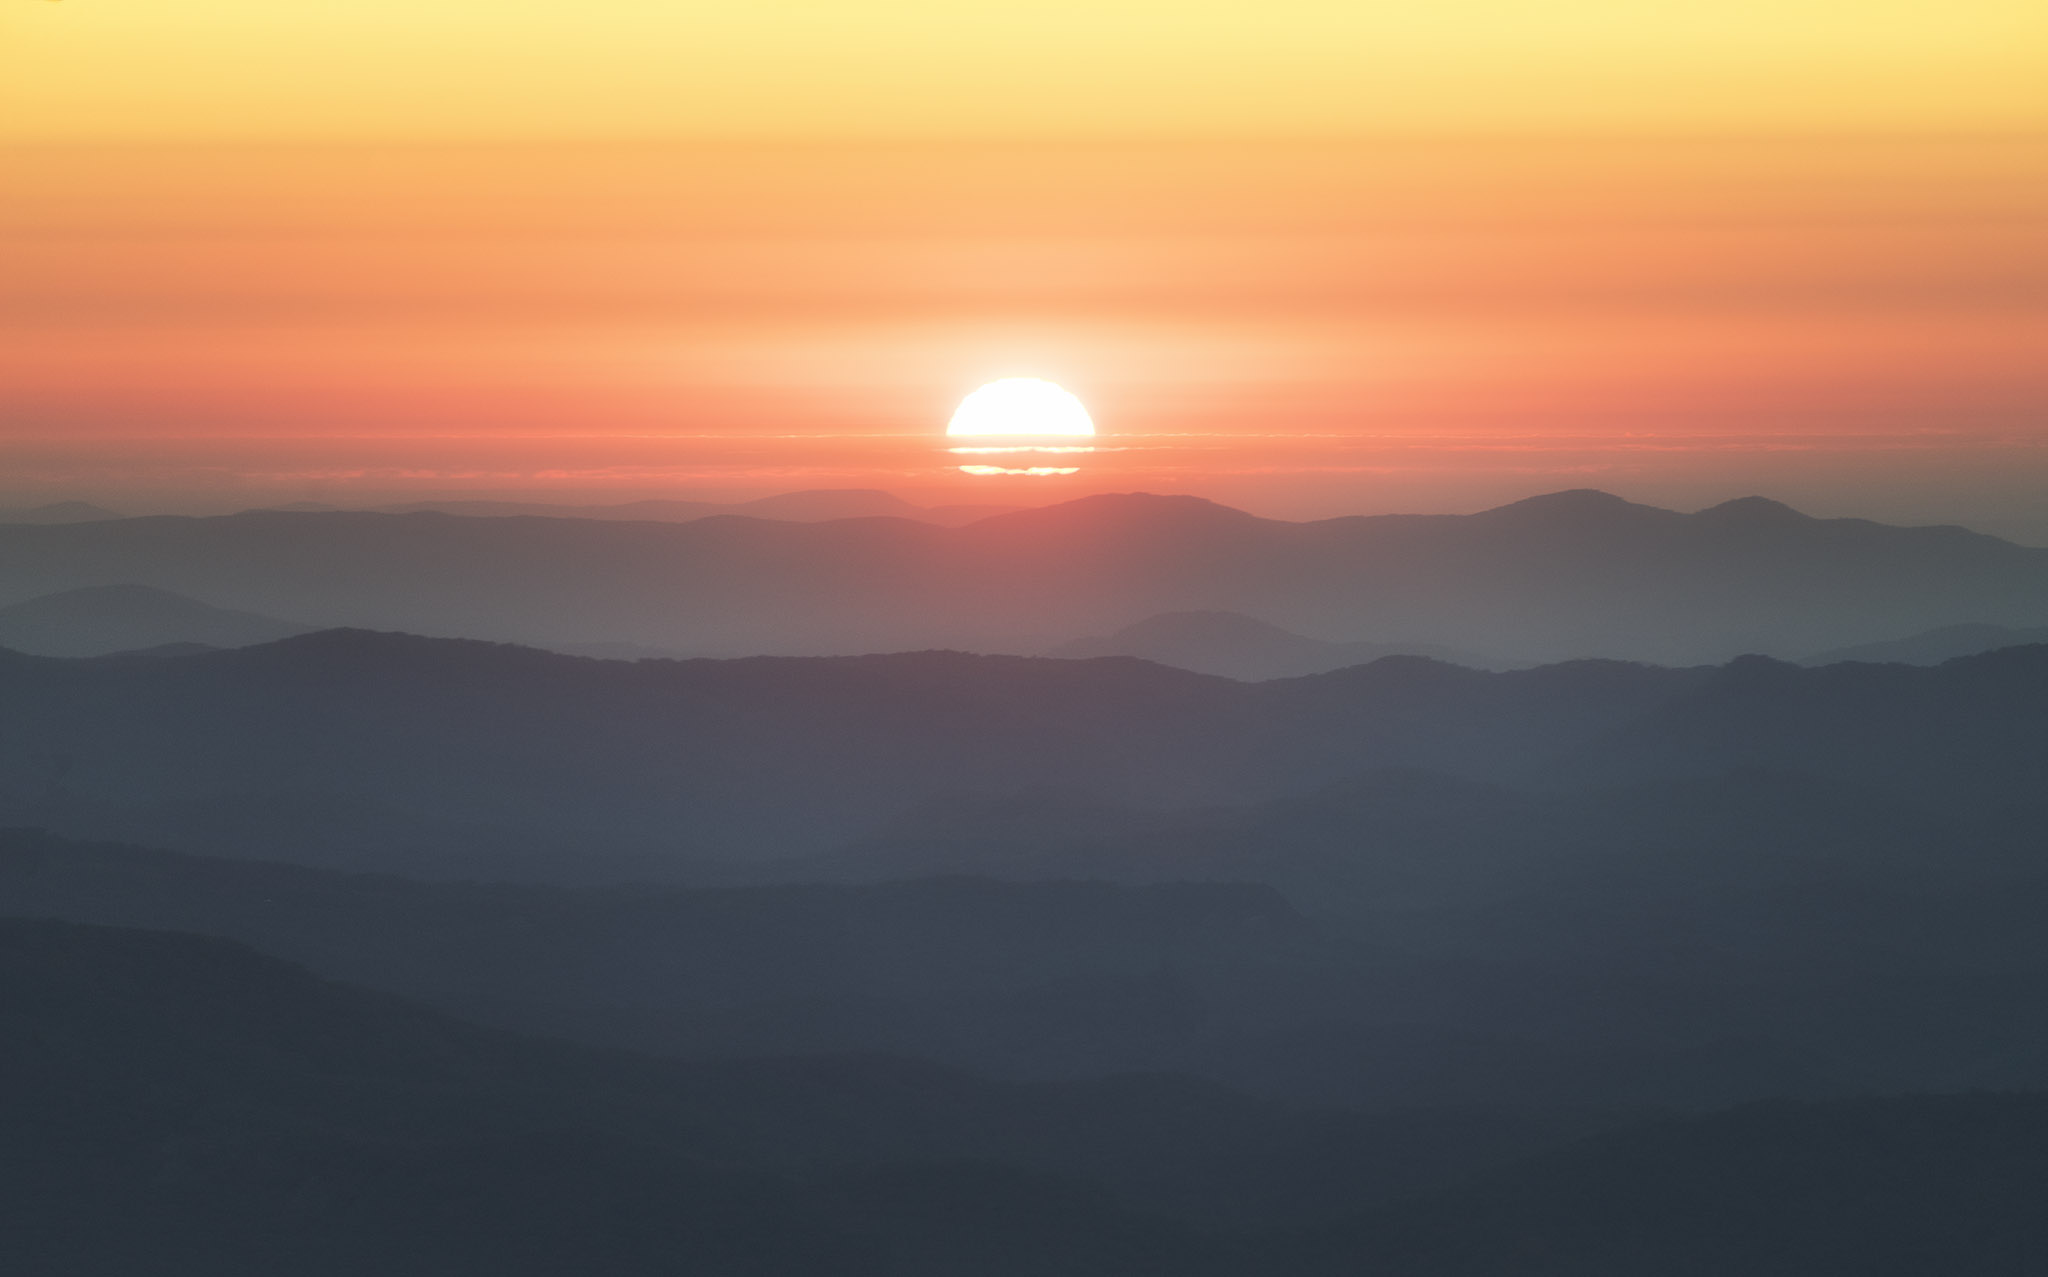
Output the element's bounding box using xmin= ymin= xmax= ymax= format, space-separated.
xmin=367 ymin=488 xmax=1004 ymax=527
xmin=6 ymin=488 xmax=2045 ymax=664
xmin=1692 ymin=495 xmax=1810 ymax=525
xmin=0 ymin=584 xmax=309 ymax=657
xmin=1047 ymin=611 xmax=1509 ymax=680
xmin=0 ymin=500 xmax=123 ymax=524
xmin=1290 ymin=652 xmax=1483 ymax=687
xmin=10 ymin=633 xmax=2048 ymax=876
xmin=1714 ymin=651 xmax=1802 ymax=680
xmin=1944 ymin=640 xmax=2048 ymax=673
xmin=973 ymin=492 xmax=1270 ymax=537
xmin=1471 ymin=488 xmax=1674 ymax=527
xmin=1804 ymin=623 xmax=2048 ymax=666
xmin=242 ymin=626 xmax=591 ymax=672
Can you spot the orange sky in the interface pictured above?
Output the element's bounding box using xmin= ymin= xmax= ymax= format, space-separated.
xmin=2 ymin=3 xmax=2045 ymax=531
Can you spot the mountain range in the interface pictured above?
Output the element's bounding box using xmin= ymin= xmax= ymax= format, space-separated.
xmin=0 ymin=583 xmax=311 ymax=657
xmin=3 ymin=490 xmax=2044 ymax=663
xmin=1800 ymin=621 xmax=2048 ymax=666
xmin=5 ymin=631 xmax=2045 ymax=875
xmin=1052 ymin=610 xmax=1512 ymax=678
xmin=0 ymin=499 xmax=124 ymax=525
xmin=353 ymin=488 xmax=1017 ymax=526
xmin=4 ymin=631 xmax=2047 ymax=1112
xmin=11 ymin=796 xmax=2048 ymax=1113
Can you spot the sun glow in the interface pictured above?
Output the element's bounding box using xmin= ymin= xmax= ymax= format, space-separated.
xmin=946 ymin=378 xmax=1095 ymax=476
xmin=946 ymin=379 xmax=1095 ymax=439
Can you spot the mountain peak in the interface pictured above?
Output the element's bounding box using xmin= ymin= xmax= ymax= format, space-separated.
xmin=1475 ymin=489 xmax=1667 ymax=524
xmin=1693 ymin=496 xmax=1810 ymax=524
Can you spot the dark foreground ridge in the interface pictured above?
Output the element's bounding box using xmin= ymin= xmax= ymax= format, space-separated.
xmin=0 ymin=916 xmax=1212 ymax=1276
xmin=9 ymin=916 xmax=2048 ymax=1276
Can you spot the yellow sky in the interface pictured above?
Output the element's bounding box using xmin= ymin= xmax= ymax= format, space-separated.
xmin=6 ymin=0 xmax=2046 ymax=141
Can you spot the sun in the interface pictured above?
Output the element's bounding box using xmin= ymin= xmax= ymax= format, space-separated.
xmin=946 ymin=379 xmax=1095 ymax=438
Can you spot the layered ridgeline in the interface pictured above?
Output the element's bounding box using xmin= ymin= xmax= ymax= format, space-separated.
xmin=5 ymin=635 xmax=2048 ymax=1112
xmin=367 ymin=488 xmax=1015 ymax=526
xmin=1 ymin=632 xmax=2044 ymax=874
xmin=10 ymin=915 xmax=2048 ymax=1275
xmin=1050 ymin=611 xmax=1514 ymax=678
xmin=11 ymin=816 xmax=2048 ymax=1112
xmin=0 ymin=500 xmax=124 ymax=525
xmin=0 ymin=914 xmax=1226 ymax=1276
xmin=0 ymin=584 xmax=312 ymax=657
xmin=2 ymin=491 xmax=2044 ymax=664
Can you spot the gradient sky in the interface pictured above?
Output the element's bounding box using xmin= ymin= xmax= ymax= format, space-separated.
xmin=3 ymin=2 xmax=2045 ymax=534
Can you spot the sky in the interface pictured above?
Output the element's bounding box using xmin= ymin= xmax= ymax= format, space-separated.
xmin=2 ymin=1 xmax=2045 ymax=534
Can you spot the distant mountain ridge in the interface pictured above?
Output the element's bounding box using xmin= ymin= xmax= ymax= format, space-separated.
xmin=3 ymin=489 xmax=2039 ymax=664
xmin=1051 ymin=611 xmax=1511 ymax=679
xmin=3 ymin=630 xmax=2045 ymax=877
xmin=1802 ymin=621 xmax=2048 ymax=666
xmin=341 ymin=488 xmax=1018 ymax=526
xmin=0 ymin=500 xmax=123 ymax=525
xmin=0 ymin=584 xmax=312 ymax=657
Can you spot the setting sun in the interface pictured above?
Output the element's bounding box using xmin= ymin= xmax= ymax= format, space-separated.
xmin=946 ymin=379 xmax=1096 ymax=439
xmin=947 ymin=378 xmax=1095 ymax=475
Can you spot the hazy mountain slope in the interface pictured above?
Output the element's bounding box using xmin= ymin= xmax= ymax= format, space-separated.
xmin=0 ymin=584 xmax=311 ymax=657
xmin=0 ymin=499 xmax=123 ymax=524
xmin=1579 ymin=647 xmax=2048 ymax=807
xmin=796 ymin=768 xmax=2048 ymax=1104
xmin=0 ymin=915 xmax=1239 ymax=1277
xmin=14 ymin=920 xmax=2044 ymax=1275
xmin=372 ymin=489 xmax=1016 ymax=526
xmin=1803 ymin=621 xmax=2048 ymax=665
xmin=2 ymin=490 xmax=2042 ymax=663
xmin=0 ymin=635 xmax=1700 ymax=873
xmin=809 ymin=766 xmax=1990 ymax=905
xmin=0 ymin=828 xmax=1343 ymax=1080
xmin=12 ymin=791 xmax=2048 ymax=1112
xmin=0 ymin=914 xmax=1573 ymax=1255
xmin=2 ymin=634 xmax=2044 ymax=876
xmin=1050 ymin=611 xmax=1506 ymax=679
